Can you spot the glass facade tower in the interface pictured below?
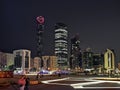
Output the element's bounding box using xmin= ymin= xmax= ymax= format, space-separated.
xmin=70 ymin=34 xmax=82 ymax=69
xmin=54 ymin=23 xmax=68 ymax=69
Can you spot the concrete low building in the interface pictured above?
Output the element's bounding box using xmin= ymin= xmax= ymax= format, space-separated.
xmin=13 ymin=49 xmax=31 ymax=73
xmin=0 ymin=52 xmax=14 ymax=70
xmin=33 ymin=56 xmax=58 ymax=71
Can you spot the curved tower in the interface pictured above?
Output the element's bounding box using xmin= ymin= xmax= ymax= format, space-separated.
xmin=54 ymin=23 xmax=68 ymax=69
xmin=104 ymin=49 xmax=115 ymax=73
xmin=36 ymin=16 xmax=44 ymax=68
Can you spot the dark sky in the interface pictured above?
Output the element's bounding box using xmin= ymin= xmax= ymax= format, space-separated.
xmin=1 ymin=0 xmax=120 ymax=61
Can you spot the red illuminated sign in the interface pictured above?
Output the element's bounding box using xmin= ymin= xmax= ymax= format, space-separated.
xmin=36 ymin=16 xmax=44 ymax=24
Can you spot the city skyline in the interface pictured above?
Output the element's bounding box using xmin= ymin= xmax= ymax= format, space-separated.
xmin=0 ymin=0 xmax=120 ymax=62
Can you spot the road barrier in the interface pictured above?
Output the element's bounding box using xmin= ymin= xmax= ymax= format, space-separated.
xmin=30 ymin=80 xmax=39 ymax=85
xmin=0 ymin=71 xmax=13 ymax=78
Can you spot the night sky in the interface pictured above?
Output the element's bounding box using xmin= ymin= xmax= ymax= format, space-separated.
xmin=1 ymin=0 xmax=120 ymax=62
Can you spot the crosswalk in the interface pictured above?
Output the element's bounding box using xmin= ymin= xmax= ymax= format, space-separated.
xmin=41 ymin=77 xmax=120 ymax=89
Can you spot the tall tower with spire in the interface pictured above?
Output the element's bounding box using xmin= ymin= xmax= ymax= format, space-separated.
xmin=36 ymin=16 xmax=44 ymax=68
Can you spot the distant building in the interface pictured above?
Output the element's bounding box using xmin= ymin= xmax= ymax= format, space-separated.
xmin=0 ymin=52 xmax=7 ymax=70
xmin=30 ymin=58 xmax=34 ymax=68
xmin=104 ymin=49 xmax=115 ymax=73
xmin=82 ymin=48 xmax=93 ymax=69
xmin=6 ymin=53 xmax=14 ymax=67
xmin=33 ymin=56 xmax=58 ymax=71
xmin=0 ymin=52 xmax=14 ymax=70
xmin=33 ymin=57 xmax=41 ymax=71
xmin=42 ymin=56 xmax=50 ymax=70
xmin=70 ymin=34 xmax=82 ymax=69
xmin=93 ymin=53 xmax=104 ymax=73
xmin=13 ymin=49 xmax=31 ymax=72
xmin=54 ymin=23 xmax=68 ymax=69
xmin=42 ymin=56 xmax=58 ymax=70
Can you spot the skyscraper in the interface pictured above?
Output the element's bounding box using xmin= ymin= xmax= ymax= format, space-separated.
xmin=70 ymin=34 xmax=82 ymax=69
xmin=93 ymin=53 xmax=104 ymax=74
xmin=36 ymin=16 xmax=45 ymax=68
xmin=82 ymin=48 xmax=93 ymax=69
xmin=54 ymin=23 xmax=68 ymax=69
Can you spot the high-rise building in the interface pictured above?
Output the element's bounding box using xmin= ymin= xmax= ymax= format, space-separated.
xmin=93 ymin=53 xmax=104 ymax=74
xmin=36 ymin=16 xmax=45 ymax=68
xmin=13 ymin=49 xmax=31 ymax=72
xmin=82 ymin=48 xmax=93 ymax=69
xmin=54 ymin=23 xmax=68 ymax=69
xmin=70 ymin=34 xmax=82 ymax=69
xmin=104 ymin=49 xmax=115 ymax=73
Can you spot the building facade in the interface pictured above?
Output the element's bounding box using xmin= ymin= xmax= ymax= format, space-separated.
xmin=70 ymin=34 xmax=82 ymax=69
xmin=54 ymin=23 xmax=68 ymax=69
xmin=82 ymin=48 xmax=93 ymax=70
xmin=42 ymin=56 xmax=58 ymax=70
xmin=93 ymin=53 xmax=104 ymax=74
xmin=33 ymin=56 xmax=58 ymax=71
xmin=13 ymin=49 xmax=31 ymax=72
xmin=33 ymin=57 xmax=41 ymax=71
xmin=0 ymin=52 xmax=7 ymax=70
xmin=0 ymin=52 xmax=14 ymax=70
xmin=104 ymin=49 xmax=115 ymax=73
xmin=36 ymin=16 xmax=45 ymax=68
xmin=6 ymin=53 xmax=14 ymax=67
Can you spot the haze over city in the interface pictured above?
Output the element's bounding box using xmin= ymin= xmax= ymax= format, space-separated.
xmin=1 ymin=0 xmax=120 ymax=62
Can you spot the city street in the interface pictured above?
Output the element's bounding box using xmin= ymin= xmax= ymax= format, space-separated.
xmin=41 ymin=76 xmax=120 ymax=90
xmin=1 ymin=76 xmax=120 ymax=90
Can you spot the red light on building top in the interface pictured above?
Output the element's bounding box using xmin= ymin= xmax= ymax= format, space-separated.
xmin=36 ymin=16 xmax=44 ymax=24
